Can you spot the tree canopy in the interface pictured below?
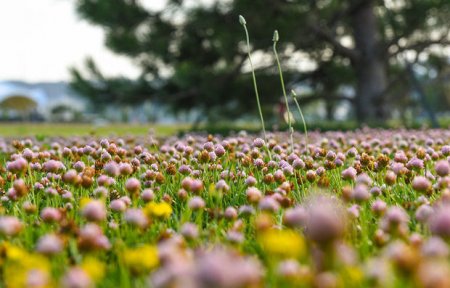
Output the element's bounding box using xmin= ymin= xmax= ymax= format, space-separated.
xmin=71 ymin=0 xmax=450 ymax=123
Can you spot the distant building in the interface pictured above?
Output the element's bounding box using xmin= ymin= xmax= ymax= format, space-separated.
xmin=0 ymin=81 xmax=87 ymax=121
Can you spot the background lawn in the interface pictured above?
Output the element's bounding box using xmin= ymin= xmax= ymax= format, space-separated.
xmin=0 ymin=123 xmax=191 ymax=138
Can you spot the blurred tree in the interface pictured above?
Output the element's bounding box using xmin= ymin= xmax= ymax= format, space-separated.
xmin=71 ymin=0 xmax=450 ymax=123
xmin=0 ymin=95 xmax=37 ymax=112
xmin=70 ymin=58 xmax=155 ymax=107
xmin=0 ymin=95 xmax=37 ymax=121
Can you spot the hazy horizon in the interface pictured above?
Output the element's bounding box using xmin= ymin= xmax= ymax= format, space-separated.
xmin=0 ymin=0 xmax=167 ymax=82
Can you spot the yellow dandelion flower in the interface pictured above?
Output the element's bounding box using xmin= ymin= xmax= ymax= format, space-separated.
xmin=341 ymin=266 xmax=364 ymax=286
xmin=3 ymin=244 xmax=50 ymax=288
xmin=4 ymin=243 xmax=28 ymax=260
xmin=258 ymin=229 xmax=305 ymax=258
xmin=81 ymin=256 xmax=105 ymax=282
xmin=208 ymin=183 xmax=216 ymax=194
xmin=144 ymin=202 xmax=172 ymax=219
xmin=80 ymin=197 xmax=92 ymax=209
xmin=123 ymin=245 xmax=159 ymax=274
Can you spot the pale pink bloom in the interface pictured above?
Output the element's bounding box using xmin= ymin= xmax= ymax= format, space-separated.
xmin=36 ymin=234 xmax=64 ymax=255
xmin=188 ymin=197 xmax=205 ymax=210
xmin=124 ymin=209 xmax=148 ymax=229
xmin=0 ymin=216 xmax=22 ymax=236
xmin=82 ymin=200 xmax=106 ymax=222
xmin=61 ymin=268 xmax=92 ymax=288
xmin=40 ymin=207 xmax=62 ymax=223
xmin=110 ymin=199 xmax=127 ymax=212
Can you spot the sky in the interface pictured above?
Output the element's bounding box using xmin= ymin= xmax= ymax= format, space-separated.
xmin=0 ymin=0 xmax=166 ymax=83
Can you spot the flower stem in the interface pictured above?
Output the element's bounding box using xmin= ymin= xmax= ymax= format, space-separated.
xmin=240 ymin=16 xmax=267 ymax=141
xmin=291 ymin=90 xmax=308 ymax=154
xmin=273 ymin=30 xmax=294 ymax=153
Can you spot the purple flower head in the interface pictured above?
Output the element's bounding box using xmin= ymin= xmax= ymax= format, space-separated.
xmin=73 ymin=161 xmax=85 ymax=172
xmin=188 ymin=196 xmax=206 ymax=210
xmin=407 ymin=158 xmax=424 ymax=170
xmin=412 ymin=176 xmax=432 ymax=193
xmin=277 ymin=260 xmax=300 ymax=278
xmin=97 ymin=175 xmax=115 ymax=187
xmin=356 ymin=173 xmax=372 ymax=186
xmin=246 ymin=187 xmax=262 ymax=203
xmin=61 ymin=268 xmax=91 ymax=288
xmin=226 ymin=230 xmax=244 ymax=244
xmin=239 ymin=205 xmax=255 ymax=216
xmin=181 ymin=222 xmax=199 ymax=240
xmin=43 ymin=160 xmax=65 ymax=173
xmin=224 ymin=207 xmax=238 ymax=220
xmin=253 ymin=138 xmax=265 ymax=148
xmin=22 ymin=148 xmax=35 ymax=160
xmin=292 ymin=158 xmax=305 ymax=170
xmin=421 ymin=236 xmax=449 ymax=258
xmin=370 ymin=186 xmax=382 ymax=196
xmin=214 ymin=144 xmax=226 ymax=157
xmin=0 ymin=216 xmax=22 ymax=236
xmin=441 ymin=145 xmax=450 ymax=156
xmin=178 ymin=164 xmax=192 ymax=175
xmin=193 ymin=247 xmax=263 ymax=288
xmin=415 ymin=204 xmax=434 ymax=223
xmin=36 ymin=234 xmax=63 ymax=255
xmin=305 ymin=195 xmax=346 ymax=243
xmin=326 ymin=151 xmax=336 ymax=161
xmin=245 ymin=176 xmax=257 ymax=187
xmin=110 ymin=199 xmax=127 ymax=212
xmin=346 ymin=147 xmax=358 ymax=158
xmin=347 ymin=204 xmax=360 ymax=219
xmin=215 ymin=179 xmax=230 ymax=192
xmin=82 ymin=200 xmax=106 ymax=222
xmin=40 ymin=207 xmax=62 ymax=223
xmin=371 ymin=200 xmax=387 ymax=216
xmin=124 ymin=209 xmax=148 ymax=229
xmin=283 ymin=206 xmax=307 ymax=228
xmin=394 ymin=151 xmax=408 ymax=163
xmin=380 ymin=206 xmax=409 ymax=235
xmin=6 ymin=157 xmax=28 ymax=173
xmin=119 ymin=162 xmax=133 ymax=176
xmin=125 ymin=178 xmax=141 ymax=193
xmin=104 ymin=161 xmax=120 ymax=177
xmin=141 ymin=189 xmax=155 ymax=202
xmin=352 ymin=184 xmax=370 ymax=202
xmin=435 ymin=160 xmax=450 ymax=177
xmin=253 ymin=158 xmax=265 ymax=168
xmin=429 ymin=205 xmax=450 ymax=238
xmin=342 ymin=167 xmax=357 ymax=181
xmin=258 ymin=196 xmax=280 ymax=213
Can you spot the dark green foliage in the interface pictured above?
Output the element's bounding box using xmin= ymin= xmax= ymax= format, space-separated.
xmin=70 ymin=58 xmax=155 ymax=106
xmin=71 ymin=0 xmax=450 ymax=122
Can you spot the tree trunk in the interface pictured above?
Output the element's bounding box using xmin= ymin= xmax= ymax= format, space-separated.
xmin=324 ymin=93 xmax=335 ymax=121
xmin=352 ymin=0 xmax=387 ymax=123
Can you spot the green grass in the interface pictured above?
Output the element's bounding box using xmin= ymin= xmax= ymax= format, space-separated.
xmin=0 ymin=117 xmax=448 ymax=139
xmin=0 ymin=123 xmax=190 ymax=138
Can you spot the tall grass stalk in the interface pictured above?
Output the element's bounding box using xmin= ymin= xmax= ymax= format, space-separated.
xmin=291 ymin=89 xmax=308 ymax=154
xmin=239 ymin=15 xmax=267 ymax=141
xmin=272 ymin=30 xmax=294 ymax=153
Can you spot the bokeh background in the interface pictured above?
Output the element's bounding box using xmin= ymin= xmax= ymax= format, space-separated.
xmin=0 ymin=0 xmax=449 ymax=133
